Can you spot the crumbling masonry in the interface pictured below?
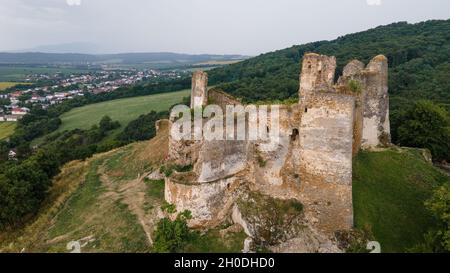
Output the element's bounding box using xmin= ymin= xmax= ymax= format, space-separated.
xmin=163 ymin=53 xmax=390 ymax=252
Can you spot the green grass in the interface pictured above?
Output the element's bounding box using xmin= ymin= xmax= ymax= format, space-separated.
xmin=145 ymin=179 xmax=165 ymax=200
xmin=103 ymin=147 xmax=137 ymax=180
xmin=0 ymin=122 xmax=16 ymax=140
xmin=56 ymin=89 xmax=189 ymax=134
xmin=45 ymin=158 xmax=150 ymax=253
xmin=0 ymin=66 xmax=90 ymax=82
xmin=353 ymin=148 xmax=449 ymax=253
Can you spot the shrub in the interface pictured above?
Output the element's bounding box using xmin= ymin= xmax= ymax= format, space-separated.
xmin=153 ymin=210 xmax=192 ymax=253
xmin=419 ymin=183 xmax=450 ymax=252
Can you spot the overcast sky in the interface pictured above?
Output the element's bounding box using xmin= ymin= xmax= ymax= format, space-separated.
xmin=1 ymin=0 xmax=450 ymax=55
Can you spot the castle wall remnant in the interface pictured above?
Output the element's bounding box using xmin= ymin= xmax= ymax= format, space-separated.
xmin=164 ymin=54 xmax=391 ymax=251
xmin=298 ymin=93 xmax=355 ymax=232
xmin=361 ymin=55 xmax=391 ymax=148
xmin=190 ymin=71 xmax=209 ymax=108
xmin=299 ymin=53 xmax=336 ymax=100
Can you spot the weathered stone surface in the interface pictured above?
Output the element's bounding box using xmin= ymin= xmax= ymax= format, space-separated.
xmin=269 ymin=229 xmax=342 ymax=253
xmin=343 ymin=60 xmax=365 ymax=77
xmin=299 ymin=53 xmax=336 ymax=100
xmin=233 ymin=189 xmax=305 ymax=246
xmin=300 ymin=93 xmax=355 ymax=186
xmin=191 ymin=70 xmax=208 ymax=109
xmin=362 ymin=55 xmax=391 ymax=148
xmin=208 ymin=88 xmax=241 ymax=110
xmin=195 ymin=140 xmax=249 ymax=183
xmin=165 ymin=176 xmax=239 ymax=227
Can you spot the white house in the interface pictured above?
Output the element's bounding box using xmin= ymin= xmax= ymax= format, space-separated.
xmin=5 ymin=115 xmax=20 ymax=121
xmin=11 ymin=108 xmax=28 ymax=116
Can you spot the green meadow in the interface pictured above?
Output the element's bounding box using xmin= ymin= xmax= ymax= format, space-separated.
xmin=0 ymin=122 xmax=16 ymax=140
xmin=56 ymin=89 xmax=190 ymax=133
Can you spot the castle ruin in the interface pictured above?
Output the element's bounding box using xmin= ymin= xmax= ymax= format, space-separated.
xmin=164 ymin=53 xmax=390 ymax=252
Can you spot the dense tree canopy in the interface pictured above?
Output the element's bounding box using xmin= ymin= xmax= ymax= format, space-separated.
xmin=208 ymin=20 xmax=450 ymax=109
xmin=397 ymin=100 xmax=449 ymax=162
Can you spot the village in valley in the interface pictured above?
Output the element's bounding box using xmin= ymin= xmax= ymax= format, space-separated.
xmin=0 ymin=68 xmax=186 ymax=122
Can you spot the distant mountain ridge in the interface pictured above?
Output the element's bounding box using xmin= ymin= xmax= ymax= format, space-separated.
xmin=11 ymin=42 xmax=102 ymax=55
xmin=0 ymin=52 xmax=248 ymax=65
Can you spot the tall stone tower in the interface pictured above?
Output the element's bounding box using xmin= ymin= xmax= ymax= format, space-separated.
xmin=299 ymin=53 xmax=336 ymax=101
xmin=191 ymin=71 xmax=208 ymax=109
xmin=361 ymin=55 xmax=391 ymax=148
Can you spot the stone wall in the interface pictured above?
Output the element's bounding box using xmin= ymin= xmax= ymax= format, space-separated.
xmin=208 ymin=88 xmax=241 ymax=110
xmin=298 ymin=93 xmax=355 ymax=233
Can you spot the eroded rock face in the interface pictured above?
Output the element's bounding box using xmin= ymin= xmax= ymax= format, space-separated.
xmin=163 ymin=59 xmax=391 ymax=252
xmin=233 ymin=189 xmax=305 ymax=246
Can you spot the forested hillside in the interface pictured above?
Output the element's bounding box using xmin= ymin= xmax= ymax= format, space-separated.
xmin=209 ymin=20 xmax=450 ymax=107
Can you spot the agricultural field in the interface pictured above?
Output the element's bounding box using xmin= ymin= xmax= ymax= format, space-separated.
xmin=0 ymin=82 xmax=30 ymax=91
xmin=195 ymin=60 xmax=243 ymax=66
xmin=0 ymin=122 xmax=16 ymax=140
xmin=56 ymin=89 xmax=190 ymax=134
xmin=0 ymin=66 xmax=92 ymax=82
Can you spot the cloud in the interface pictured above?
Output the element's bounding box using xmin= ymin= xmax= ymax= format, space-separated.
xmin=66 ymin=0 xmax=81 ymax=6
xmin=366 ymin=0 xmax=382 ymax=6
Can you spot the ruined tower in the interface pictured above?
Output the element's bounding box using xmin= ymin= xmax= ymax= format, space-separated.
xmin=298 ymin=54 xmax=355 ymax=232
xmin=190 ymin=71 xmax=208 ymax=109
xmin=361 ymin=55 xmax=391 ymax=148
xmin=299 ymin=53 xmax=336 ymax=101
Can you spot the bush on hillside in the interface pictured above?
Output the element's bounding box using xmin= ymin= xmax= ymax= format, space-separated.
xmin=153 ymin=210 xmax=192 ymax=253
xmin=396 ymin=100 xmax=450 ymax=162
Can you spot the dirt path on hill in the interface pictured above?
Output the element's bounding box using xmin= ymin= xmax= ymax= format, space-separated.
xmin=98 ymin=164 xmax=162 ymax=247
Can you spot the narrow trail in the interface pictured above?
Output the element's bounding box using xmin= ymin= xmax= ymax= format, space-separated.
xmin=98 ymin=164 xmax=159 ymax=247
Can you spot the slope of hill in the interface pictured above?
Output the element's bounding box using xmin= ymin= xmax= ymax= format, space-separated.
xmin=208 ymin=20 xmax=450 ymax=110
xmin=353 ymin=148 xmax=449 ymax=253
xmin=1 ymin=124 xmax=447 ymax=252
xmin=0 ymin=121 xmax=246 ymax=253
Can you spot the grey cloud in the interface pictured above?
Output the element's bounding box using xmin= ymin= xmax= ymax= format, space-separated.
xmin=1 ymin=0 xmax=450 ymax=55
